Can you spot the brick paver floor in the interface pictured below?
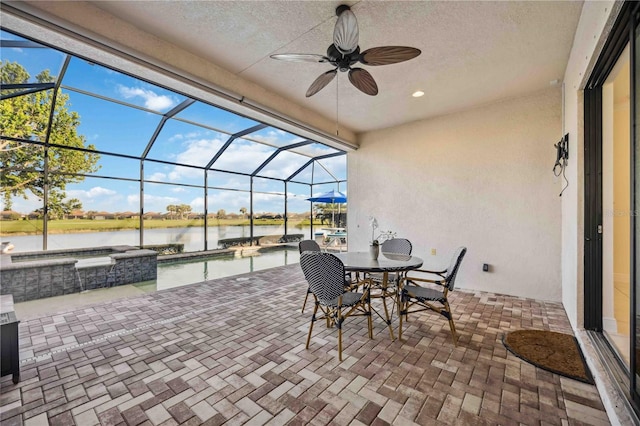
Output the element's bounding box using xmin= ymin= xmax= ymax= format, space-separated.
xmin=0 ymin=264 xmax=609 ymax=425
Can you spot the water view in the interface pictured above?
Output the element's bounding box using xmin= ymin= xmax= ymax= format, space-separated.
xmin=4 ymin=225 xmax=314 ymax=253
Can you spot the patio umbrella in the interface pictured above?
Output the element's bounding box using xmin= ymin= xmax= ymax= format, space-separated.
xmin=307 ymin=190 xmax=347 ymax=227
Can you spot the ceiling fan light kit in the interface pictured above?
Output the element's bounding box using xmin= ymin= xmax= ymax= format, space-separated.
xmin=270 ymin=4 xmax=421 ymax=97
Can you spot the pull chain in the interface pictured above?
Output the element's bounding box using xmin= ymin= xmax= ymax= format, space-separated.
xmin=336 ymin=78 xmax=339 ymax=136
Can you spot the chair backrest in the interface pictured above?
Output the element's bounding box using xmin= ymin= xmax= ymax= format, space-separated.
xmin=299 ymin=251 xmax=346 ymax=305
xmin=445 ymin=246 xmax=467 ymax=291
xmin=298 ymin=239 xmax=321 ymax=253
xmin=381 ymin=238 xmax=412 ymax=255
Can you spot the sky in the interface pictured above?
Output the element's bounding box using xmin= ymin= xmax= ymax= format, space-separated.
xmin=1 ymin=30 xmax=347 ymax=215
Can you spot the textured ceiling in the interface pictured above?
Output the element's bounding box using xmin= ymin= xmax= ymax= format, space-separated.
xmin=91 ymin=1 xmax=584 ymax=134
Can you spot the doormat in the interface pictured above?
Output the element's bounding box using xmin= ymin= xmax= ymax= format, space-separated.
xmin=502 ymin=330 xmax=594 ymax=384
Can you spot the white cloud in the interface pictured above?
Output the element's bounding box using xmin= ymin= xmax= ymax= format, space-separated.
xmin=208 ymin=190 xmax=249 ymax=211
xmin=157 ymin=137 xmax=226 ymax=182
xmin=2 ymin=193 xmax=41 ymax=214
xmin=213 ymin=140 xmax=272 ymax=172
xmin=190 ymin=197 xmax=205 ymax=210
xmin=62 ymin=187 xmax=123 ymax=212
xmin=167 ymin=132 xmax=203 ymax=143
xmin=127 ymin=193 xmax=181 ymax=213
xmin=127 ymin=194 xmax=139 ymax=205
xmin=117 ymin=85 xmax=177 ymax=110
xmin=147 ymin=172 xmax=167 ymax=181
xmin=67 ymin=187 xmax=117 ymax=199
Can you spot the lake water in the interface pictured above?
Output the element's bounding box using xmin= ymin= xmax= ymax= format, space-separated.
xmin=4 ymin=225 xmax=314 ymax=253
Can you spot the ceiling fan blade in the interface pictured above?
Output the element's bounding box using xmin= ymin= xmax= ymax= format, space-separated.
xmin=306 ymin=70 xmax=337 ymax=97
xmin=333 ymin=9 xmax=359 ymax=54
xmin=360 ymin=46 xmax=421 ymax=66
xmin=348 ymin=68 xmax=378 ymax=96
xmin=270 ymin=53 xmax=329 ymax=63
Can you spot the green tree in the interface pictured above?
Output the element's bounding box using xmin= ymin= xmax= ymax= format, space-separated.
xmin=239 ymin=207 xmax=247 ymax=218
xmin=34 ymin=194 xmax=82 ymax=220
xmin=166 ymin=204 xmax=177 ymax=219
xmin=177 ymin=204 xmax=192 ymax=219
xmin=0 ymin=61 xmax=100 ymax=214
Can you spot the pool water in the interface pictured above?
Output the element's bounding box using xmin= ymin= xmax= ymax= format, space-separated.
xmin=13 ymin=247 xmax=301 ymax=319
xmin=134 ymin=248 xmax=301 ymax=292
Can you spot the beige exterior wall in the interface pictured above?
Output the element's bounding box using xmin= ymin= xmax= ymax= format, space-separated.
xmin=350 ymin=89 xmax=562 ymax=300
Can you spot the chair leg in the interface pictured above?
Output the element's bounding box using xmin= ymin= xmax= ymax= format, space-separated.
xmin=448 ymin=318 xmax=458 ymax=346
xmin=301 ymin=287 xmax=310 ymax=313
xmin=337 ymin=308 xmax=343 ymax=361
xmin=367 ymin=291 xmax=373 ymax=339
xmin=444 ymin=301 xmax=457 ymax=346
xmin=306 ymin=303 xmax=319 ymax=349
xmin=381 ymin=293 xmax=395 ymax=340
xmin=398 ymin=298 xmax=404 ymax=341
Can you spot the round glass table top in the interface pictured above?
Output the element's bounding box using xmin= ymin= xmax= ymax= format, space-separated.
xmin=333 ymin=251 xmax=423 ymax=272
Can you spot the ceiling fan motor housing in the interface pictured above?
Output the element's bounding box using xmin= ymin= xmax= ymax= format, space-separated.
xmin=326 ymin=44 xmax=361 ymax=72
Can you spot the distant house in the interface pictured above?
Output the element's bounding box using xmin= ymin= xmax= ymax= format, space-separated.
xmin=89 ymin=211 xmax=115 ymax=220
xmin=143 ymin=212 xmax=164 ymax=220
xmin=68 ymin=209 xmax=85 ymax=219
xmin=0 ymin=210 xmax=23 ymax=220
xmin=119 ymin=211 xmax=138 ymax=219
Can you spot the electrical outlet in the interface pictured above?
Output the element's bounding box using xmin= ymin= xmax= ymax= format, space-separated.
xmin=483 ymin=263 xmax=489 ymax=272
xmin=431 ymin=248 xmax=436 ymax=255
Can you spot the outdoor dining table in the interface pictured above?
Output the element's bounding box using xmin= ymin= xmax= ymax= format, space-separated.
xmin=333 ymin=251 xmax=424 ymax=340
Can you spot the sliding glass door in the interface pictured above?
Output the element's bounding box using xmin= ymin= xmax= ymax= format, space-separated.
xmin=585 ymin=1 xmax=640 ymax=414
xmin=633 ymin=6 xmax=640 ymax=405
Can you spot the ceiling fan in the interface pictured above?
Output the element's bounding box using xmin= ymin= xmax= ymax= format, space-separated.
xmin=270 ymin=5 xmax=421 ymax=97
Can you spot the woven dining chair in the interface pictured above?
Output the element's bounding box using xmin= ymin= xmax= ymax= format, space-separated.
xmin=298 ymin=240 xmax=321 ymax=313
xmin=398 ymin=246 xmax=467 ymax=345
xmin=367 ymin=238 xmax=412 ymax=334
xmin=300 ymin=251 xmax=372 ymax=361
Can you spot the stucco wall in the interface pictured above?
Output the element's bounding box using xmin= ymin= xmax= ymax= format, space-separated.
xmin=350 ymin=88 xmax=562 ymax=301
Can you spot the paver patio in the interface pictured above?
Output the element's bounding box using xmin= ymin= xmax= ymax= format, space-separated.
xmin=0 ymin=264 xmax=609 ymax=425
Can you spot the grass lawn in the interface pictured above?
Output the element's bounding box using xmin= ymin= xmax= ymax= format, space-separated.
xmin=0 ymin=218 xmax=319 ymax=235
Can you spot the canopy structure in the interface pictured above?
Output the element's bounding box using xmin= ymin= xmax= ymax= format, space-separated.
xmin=0 ymin=29 xmax=347 ymax=251
xmin=307 ymin=190 xmax=347 ymax=204
xmin=307 ymin=190 xmax=347 ymax=227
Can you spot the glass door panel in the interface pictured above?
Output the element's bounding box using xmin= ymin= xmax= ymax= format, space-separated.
xmin=603 ymin=46 xmax=631 ymax=366
xmin=633 ymin=8 xmax=640 ymax=403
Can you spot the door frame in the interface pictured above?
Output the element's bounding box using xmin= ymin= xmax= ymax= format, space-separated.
xmin=584 ymin=0 xmax=639 ymax=410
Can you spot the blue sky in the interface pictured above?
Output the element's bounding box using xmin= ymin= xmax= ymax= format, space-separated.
xmin=1 ymin=31 xmax=346 ymax=215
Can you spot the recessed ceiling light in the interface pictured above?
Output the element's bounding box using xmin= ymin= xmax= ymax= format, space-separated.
xmin=412 ymin=91 xmax=425 ymax=98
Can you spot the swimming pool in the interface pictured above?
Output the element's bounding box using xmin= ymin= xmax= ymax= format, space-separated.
xmin=134 ymin=247 xmax=300 ymax=292
xmin=12 ymin=246 xmax=302 ymax=319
